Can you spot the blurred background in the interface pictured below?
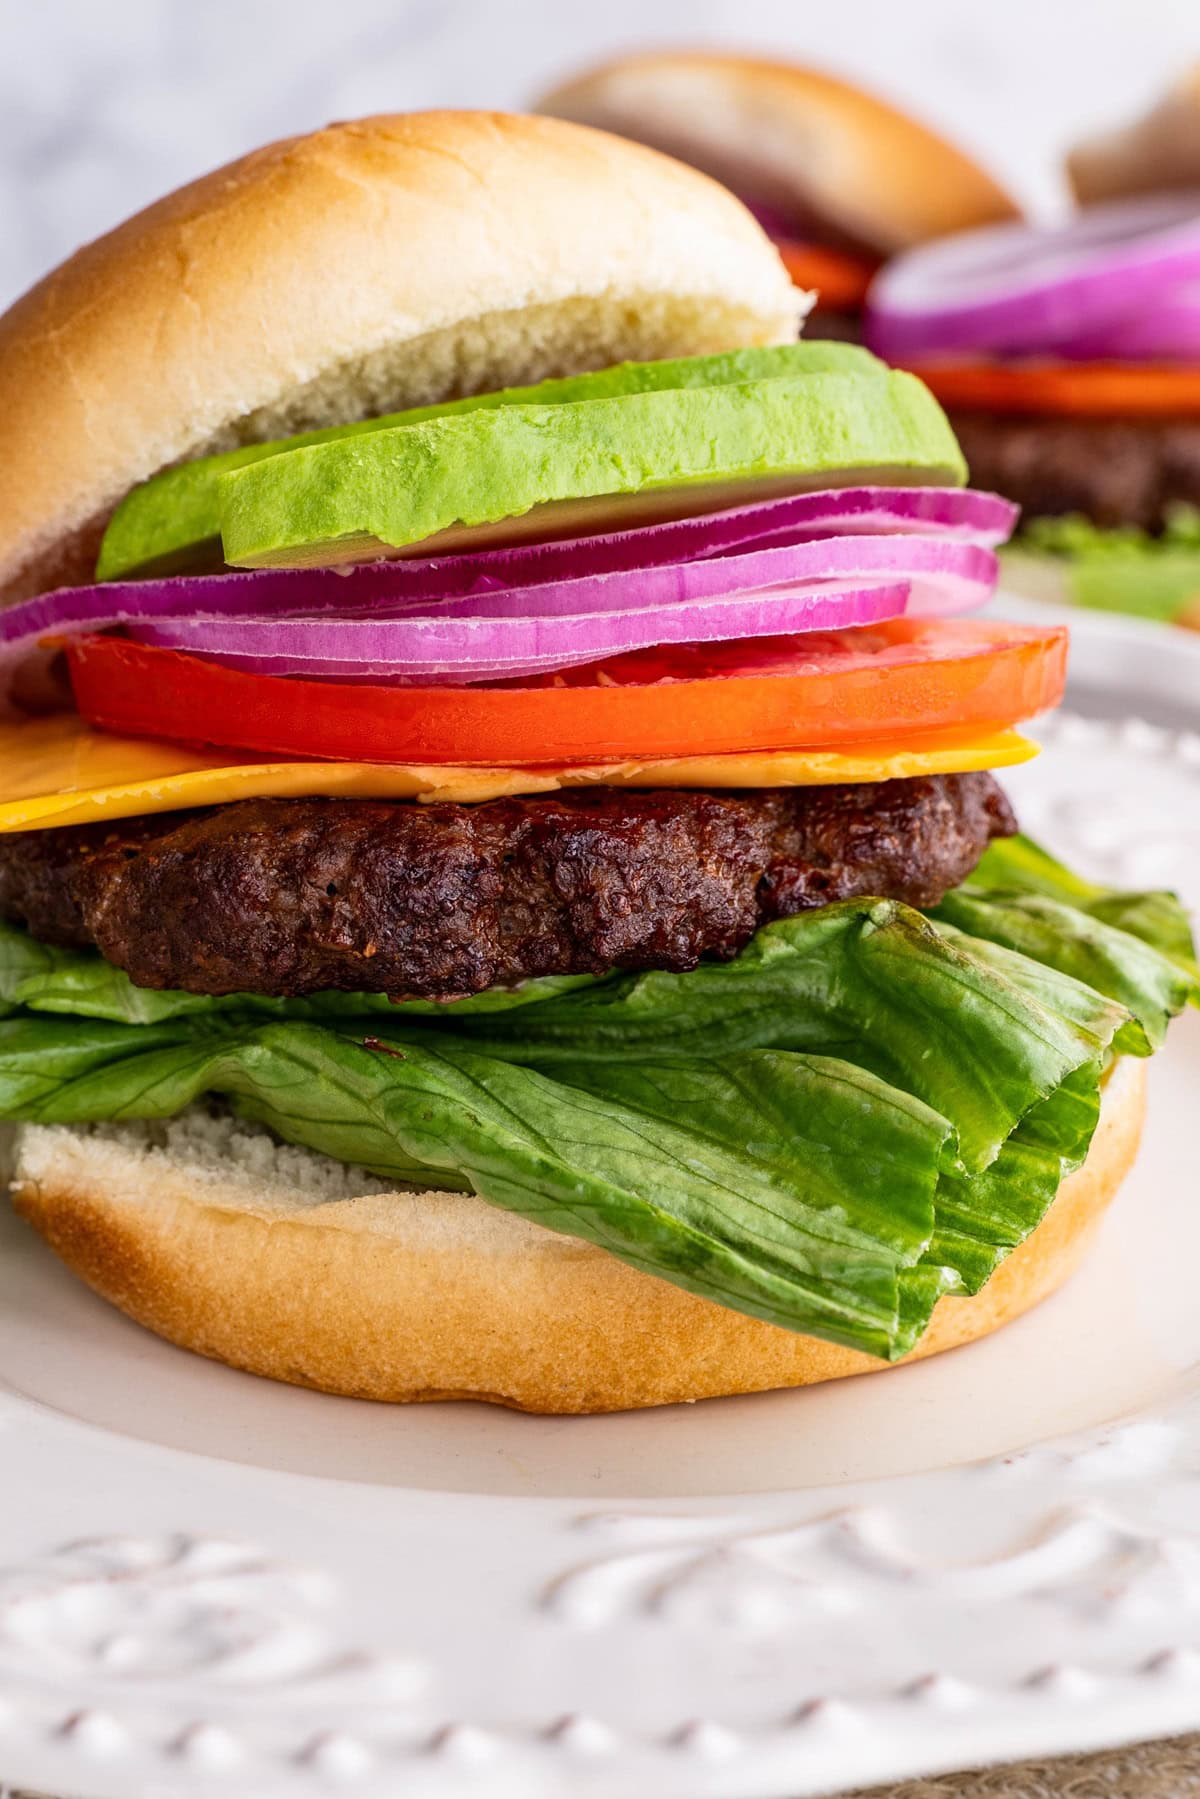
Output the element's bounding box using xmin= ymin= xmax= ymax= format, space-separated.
xmin=3 ymin=0 xmax=1197 ymax=308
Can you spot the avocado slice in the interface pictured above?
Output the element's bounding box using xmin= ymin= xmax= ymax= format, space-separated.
xmin=217 ymin=370 xmax=966 ymax=570
xmin=96 ymin=342 xmax=884 ymax=581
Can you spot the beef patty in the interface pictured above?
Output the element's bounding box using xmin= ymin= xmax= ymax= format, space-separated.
xmin=0 ymin=776 xmax=1015 ymax=1001
xmin=950 ymin=411 xmax=1200 ymax=532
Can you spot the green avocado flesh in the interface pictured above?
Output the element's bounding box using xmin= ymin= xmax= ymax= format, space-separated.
xmin=216 ymin=370 xmax=964 ymax=569
xmin=1 ymin=838 xmax=1195 ymax=1361
xmin=96 ymin=341 xmax=884 ymax=580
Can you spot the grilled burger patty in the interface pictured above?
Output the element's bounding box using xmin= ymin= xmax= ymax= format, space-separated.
xmin=951 ymin=411 xmax=1200 ymax=532
xmin=0 ymin=775 xmax=1015 ymax=1000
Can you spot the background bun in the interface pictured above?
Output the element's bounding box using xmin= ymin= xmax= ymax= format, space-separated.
xmin=538 ymin=52 xmax=1020 ymax=261
xmin=10 ymin=1058 xmax=1144 ymax=1414
xmin=0 ymin=109 xmax=800 ymax=605
xmin=1068 ymin=67 xmax=1200 ymax=204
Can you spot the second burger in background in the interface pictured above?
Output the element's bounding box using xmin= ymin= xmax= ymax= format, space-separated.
xmin=867 ymin=71 xmax=1200 ymax=630
xmin=536 ymin=50 xmax=1019 ymax=340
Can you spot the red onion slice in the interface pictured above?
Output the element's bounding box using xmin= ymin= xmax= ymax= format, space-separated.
xmin=866 ymin=194 xmax=1200 ymax=361
xmin=1061 ymin=278 xmax=1200 ymax=361
xmin=741 ymin=197 xmax=804 ymax=240
xmin=0 ymin=506 xmax=1004 ymax=709
xmin=322 ymin=538 xmax=997 ymax=623
xmin=131 ymin=580 xmax=913 ymax=684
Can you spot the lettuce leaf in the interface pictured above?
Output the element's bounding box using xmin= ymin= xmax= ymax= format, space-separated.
xmin=924 ymin=1063 xmax=1103 ymax=1295
xmin=0 ymin=1011 xmax=954 ymax=1355
xmin=445 ymin=902 xmax=1122 ymax=1178
xmin=1007 ymin=507 xmax=1200 ymax=623
xmin=974 ymin=835 xmax=1200 ymax=986
xmin=931 ymin=890 xmax=1195 ymax=1051
xmin=0 ymin=843 xmax=1195 ymax=1361
xmin=0 ymin=925 xmax=596 ymax=1024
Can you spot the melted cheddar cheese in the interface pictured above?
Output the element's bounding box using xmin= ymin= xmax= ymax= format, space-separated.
xmin=0 ymin=713 xmax=1036 ymax=832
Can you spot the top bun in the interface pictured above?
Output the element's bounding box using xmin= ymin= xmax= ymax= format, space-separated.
xmin=0 ymin=109 xmax=801 ymax=604
xmin=1068 ymin=67 xmax=1200 ymax=204
xmin=538 ymin=52 xmax=1020 ymax=262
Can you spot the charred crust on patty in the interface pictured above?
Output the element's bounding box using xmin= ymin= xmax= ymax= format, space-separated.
xmin=951 ymin=411 xmax=1200 ymax=533
xmin=0 ymin=775 xmax=1016 ymax=1001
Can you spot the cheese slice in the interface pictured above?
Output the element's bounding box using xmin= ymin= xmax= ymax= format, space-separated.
xmin=0 ymin=714 xmax=1037 ymax=833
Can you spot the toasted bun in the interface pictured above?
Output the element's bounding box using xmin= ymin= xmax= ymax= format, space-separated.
xmin=1068 ymin=67 xmax=1200 ymax=204
xmin=8 ymin=1058 xmax=1145 ymax=1414
xmin=0 ymin=109 xmax=800 ymax=606
xmin=538 ymin=52 xmax=1020 ymax=262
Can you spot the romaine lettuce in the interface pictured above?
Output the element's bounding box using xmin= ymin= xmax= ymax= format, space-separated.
xmin=0 ymin=839 xmax=1194 ymax=1360
xmin=1006 ymin=507 xmax=1200 ymax=623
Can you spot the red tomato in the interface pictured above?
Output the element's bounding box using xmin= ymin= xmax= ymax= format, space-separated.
xmin=774 ymin=239 xmax=877 ymax=311
xmin=66 ymin=619 xmax=1068 ymax=765
xmin=905 ymin=358 xmax=1200 ymax=419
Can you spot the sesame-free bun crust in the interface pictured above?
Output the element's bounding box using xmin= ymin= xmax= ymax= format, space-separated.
xmin=0 ymin=109 xmax=800 ymax=605
xmin=538 ymin=52 xmax=1021 ymax=261
xmin=9 ymin=1059 xmax=1144 ymax=1414
xmin=1068 ymin=66 xmax=1200 ymax=204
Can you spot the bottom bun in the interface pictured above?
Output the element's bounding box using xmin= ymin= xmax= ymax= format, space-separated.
xmin=9 ymin=1058 xmax=1145 ymax=1414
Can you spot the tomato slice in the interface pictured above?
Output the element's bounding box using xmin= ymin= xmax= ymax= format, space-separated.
xmin=774 ymin=239 xmax=877 ymax=311
xmin=66 ymin=621 xmax=1067 ymax=765
xmin=905 ymin=358 xmax=1200 ymax=419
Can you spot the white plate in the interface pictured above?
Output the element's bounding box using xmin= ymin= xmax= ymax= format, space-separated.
xmin=1 ymin=609 xmax=1199 ymax=1799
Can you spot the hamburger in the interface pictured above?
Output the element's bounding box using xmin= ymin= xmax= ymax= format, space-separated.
xmin=865 ymin=71 xmax=1200 ymax=629
xmin=536 ymin=50 xmax=1019 ymax=338
xmin=0 ymin=110 xmax=1194 ymax=1414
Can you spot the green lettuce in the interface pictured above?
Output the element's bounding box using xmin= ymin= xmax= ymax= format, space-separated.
xmin=973 ymin=834 xmax=1200 ymax=983
xmin=1005 ymin=507 xmax=1200 ymax=623
xmin=0 ymin=925 xmax=596 ymax=1025
xmin=0 ymin=842 xmax=1194 ymax=1361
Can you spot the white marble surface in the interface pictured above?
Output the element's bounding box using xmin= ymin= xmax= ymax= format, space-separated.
xmin=2 ymin=0 xmax=1198 ymax=310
